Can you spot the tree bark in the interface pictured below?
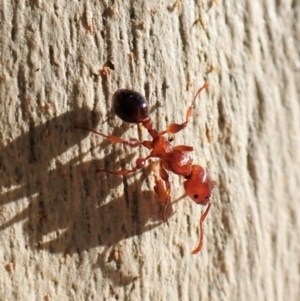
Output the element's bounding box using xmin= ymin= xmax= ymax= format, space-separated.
xmin=0 ymin=1 xmax=299 ymax=300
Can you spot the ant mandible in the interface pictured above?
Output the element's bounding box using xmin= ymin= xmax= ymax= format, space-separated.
xmin=75 ymin=82 xmax=216 ymax=254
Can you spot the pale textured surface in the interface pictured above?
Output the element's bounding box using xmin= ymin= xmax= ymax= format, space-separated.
xmin=0 ymin=0 xmax=300 ymax=300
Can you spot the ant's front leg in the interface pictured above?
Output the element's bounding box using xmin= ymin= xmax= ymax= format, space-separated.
xmin=74 ymin=125 xmax=152 ymax=149
xmin=97 ymin=154 xmax=152 ymax=176
xmin=152 ymin=161 xmax=171 ymax=220
xmin=159 ymin=82 xmax=208 ymax=135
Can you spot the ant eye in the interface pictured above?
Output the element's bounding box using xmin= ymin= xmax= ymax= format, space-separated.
xmin=113 ymin=89 xmax=149 ymax=123
xmin=193 ymin=194 xmax=199 ymax=199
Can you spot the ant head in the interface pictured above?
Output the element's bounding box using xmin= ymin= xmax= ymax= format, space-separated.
xmin=183 ymin=165 xmax=216 ymax=205
xmin=113 ymin=89 xmax=149 ymax=123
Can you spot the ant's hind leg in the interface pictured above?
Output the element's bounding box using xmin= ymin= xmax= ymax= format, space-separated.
xmin=97 ymin=154 xmax=152 ymax=176
xmin=159 ymin=82 xmax=208 ymax=135
xmin=74 ymin=125 xmax=152 ymax=148
xmin=152 ymin=161 xmax=171 ymax=220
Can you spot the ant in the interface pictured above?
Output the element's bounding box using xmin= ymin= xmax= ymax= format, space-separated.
xmin=75 ymin=82 xmax=216 ymax=254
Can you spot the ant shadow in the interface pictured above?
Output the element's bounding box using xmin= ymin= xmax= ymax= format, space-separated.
xmin=0 ymin=107 xmax=170 ymax=285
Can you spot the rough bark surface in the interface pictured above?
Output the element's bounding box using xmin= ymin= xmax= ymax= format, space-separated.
xmin=0 ymin=1 xmax=299 ymax=300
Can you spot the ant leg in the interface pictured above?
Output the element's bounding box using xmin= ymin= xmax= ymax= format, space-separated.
xmin=97 ymin=154 xmax=152 ymax=176
xmin=152 ymin=162 xmax=171 ymax=220
xmin=159 ymin=82 xmax=208 ymax=135
xmin=191 ymin=201 xmax=211 ymax=254
xmin=173 ymin=145 xmax=194 ymax=152
xmin=74 ymin=125 xmax=152 ymax=148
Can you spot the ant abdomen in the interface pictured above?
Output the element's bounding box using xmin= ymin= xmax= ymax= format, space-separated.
xmin=113 ymin=89 xmax=149 ymax=123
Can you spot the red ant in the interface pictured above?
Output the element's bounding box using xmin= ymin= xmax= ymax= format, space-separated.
xmin=75 ymin=82 xmax=216 ymax=254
